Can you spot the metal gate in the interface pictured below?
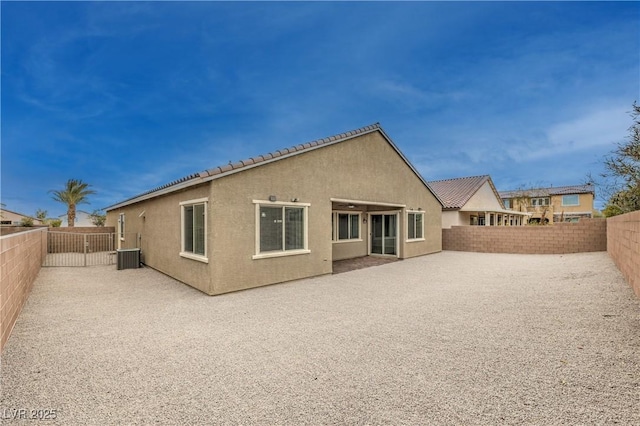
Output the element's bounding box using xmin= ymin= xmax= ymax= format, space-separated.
xmin=44 ymin=231 xmax=117 ymax=267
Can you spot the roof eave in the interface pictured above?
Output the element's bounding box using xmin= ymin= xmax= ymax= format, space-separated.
xmin=107 ymin=125 xmax=415 ymax=211
xmin=106 ymin=124 xmax=446 ymax=211
xmin=105 ymin=175 xmax=205 ymax=211
xmin=375 ymin=127 xmax=445 ymax=207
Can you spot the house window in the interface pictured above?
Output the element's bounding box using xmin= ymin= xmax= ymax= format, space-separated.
xmin=503 ymin=199 xmax=511 ymax=209
xmin=407 ymin=211 xmax=424 ymax=241
xmin=332 ymin=212 xmax=360 ymax=242
xmin=531 ymin=197 xmax=549 ymax=207
xmin=118 ymin=213 xmax=125 ymax=240
xmin=180 ymin=198 xmax=207 ymax=262
xmin=253 ymin=201 xmax=310 ymax=259
xmin=562 ymin=195 xmax=580 ymax=206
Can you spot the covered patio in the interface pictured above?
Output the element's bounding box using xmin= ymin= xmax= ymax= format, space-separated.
xmin=331 ymin=198 xmax=410 ymax=261
xmin=464 ymin=208 xmax=530 ymax=226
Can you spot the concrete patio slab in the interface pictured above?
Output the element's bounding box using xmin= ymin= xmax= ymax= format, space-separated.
xmin=332 ymin=256 xmax=398 ymax=274
xmin=1 ymin=251 xmax=639 ymax=425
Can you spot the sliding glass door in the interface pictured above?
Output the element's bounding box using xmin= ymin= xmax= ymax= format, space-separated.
xmin=370 ymin=213 xmax=397 ymax=256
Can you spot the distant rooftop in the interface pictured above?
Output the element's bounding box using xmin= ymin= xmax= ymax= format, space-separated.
xmin=427 ymin=175 xmax=499 ymax=210
xmin=499 ymin=184 xmax=595 ymax=199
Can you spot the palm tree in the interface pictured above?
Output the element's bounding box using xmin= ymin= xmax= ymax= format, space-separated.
xmin=50 ymin=179 xmax=96 ymax=227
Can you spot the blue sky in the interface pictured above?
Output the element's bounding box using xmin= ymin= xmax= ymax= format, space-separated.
xmin=2 ymin=1 xmax=638 ymax=216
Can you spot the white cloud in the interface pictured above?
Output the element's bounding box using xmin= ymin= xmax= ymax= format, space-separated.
xmin=506 ymin=103 xmax=631 ymax=163
xmin=547 ymin=106 xmax=629 ymax=150
xmin=370 ymin=79 xmax=468 ymax=111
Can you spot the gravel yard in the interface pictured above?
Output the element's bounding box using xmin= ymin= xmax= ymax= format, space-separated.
xmin=1 ymin=251 xmax=638 ymax=425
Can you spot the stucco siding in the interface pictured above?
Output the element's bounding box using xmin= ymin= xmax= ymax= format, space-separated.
xmin=551 ymin=193 xmax=594 ymax=216
xmin=442 ymin=211 xmax=462 ymax=228
xmin=106 ymin=185 xmax=213 ymax=294
xmin=508 ymin=191 xmax=595 ymax=223
xmin=207 ymin=131 xmax=440 ymax=294
xmin=332 ymin=240 xmax=368 ymax=261
xmin=464 ymin=182 xmax=503 ymax=211
xmin=107 ymin=130 xmax=441 ymax=295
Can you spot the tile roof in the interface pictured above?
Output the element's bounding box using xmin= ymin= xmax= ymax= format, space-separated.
xmin=106 ymin=123 xmax=443 ymax=210
xmin=196 ymin=123 xmax=380 ymax=179
xmin=499 ymin=184 xmax=595 ymax=199
xmin=427 ymin=175 xmax=493 ymax=210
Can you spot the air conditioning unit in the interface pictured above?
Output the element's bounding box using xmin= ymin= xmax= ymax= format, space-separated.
xmin=117 ymin=248 xmax=140 ymax=270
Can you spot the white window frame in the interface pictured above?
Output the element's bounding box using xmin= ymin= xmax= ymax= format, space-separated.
xmin=562 ymin=194 xmax=580 ymax=206
xmin=180 ymin=197 xmax=208 ymax=263
xmin=406 ymin=210 xmax=425 ymax=242
xmin=531 ymin=197 xmax=550 ymax=207
xmin=252 ymin=200 xmax=310 ymax=260
xmin=332 ymin=211 xmax=362 ymax=243
xmin=118 ymin=213 xmax=125 ymax=240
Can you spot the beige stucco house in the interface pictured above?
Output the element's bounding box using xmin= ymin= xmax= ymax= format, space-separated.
xmin=59 ymin=210 xmax=94 ymax=227
xmin=105 ymin=123 xmax=443 ymax=295
xmin=0 ymin=208 xmax=43 ymax=226
xmin=499 ymin=184 xmax=596 ymax=224
xmin=428 ymin=175 xmax=528 ymax=228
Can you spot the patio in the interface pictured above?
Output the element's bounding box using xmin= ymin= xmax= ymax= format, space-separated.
xmin=332 ymin=255 xmax=398 ymax=274
xmin=1 ymin=251 xmax=639 ymax=424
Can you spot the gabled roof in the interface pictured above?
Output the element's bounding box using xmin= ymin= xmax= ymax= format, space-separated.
xmin=106 ymin=123 xmax=444 ymax=211
xmin=427 ymin=175 xmax=504 ymax=210
xmin=499 ymin=184 xmax=595 ymax=199
xmin=0 ymin=208 xmax=40 ymax=221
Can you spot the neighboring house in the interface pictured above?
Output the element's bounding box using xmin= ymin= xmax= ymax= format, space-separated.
xmin=0 ymin=208 xmax=43 ymax=226
xmin=59 ymin=210 xmax=94 ymax=227
xmin=105 ymin=123 xmax=444 ymax=296
xmin=428 ymin=175 xmax=529 ymax=229
xmin=499 ymin=184 xmax=595 ymax=224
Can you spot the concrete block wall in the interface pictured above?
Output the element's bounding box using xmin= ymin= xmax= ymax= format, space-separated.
xmin=607 ymin=210 xmax=640 ymax=298
xmin=1 ymin=227 xmax=48 ymax=351
xmin=443 ymin=218 xmax=607 ymax=254
xmin=1 ymin=225 xmax=48 ymax=237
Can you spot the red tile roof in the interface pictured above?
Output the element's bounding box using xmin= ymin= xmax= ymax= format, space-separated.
xmin=427 ymin=175 xmax=493 ymax=210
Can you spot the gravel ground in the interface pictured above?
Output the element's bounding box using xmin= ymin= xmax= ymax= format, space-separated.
xmin=1 ymin=251 xmax=639 ymax=425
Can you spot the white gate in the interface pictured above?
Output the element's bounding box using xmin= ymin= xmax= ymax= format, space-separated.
xmin=44 ymin=231 xmax=116 ymax=267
